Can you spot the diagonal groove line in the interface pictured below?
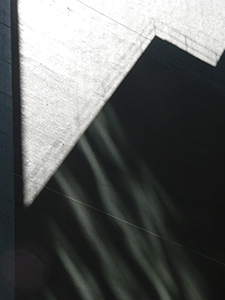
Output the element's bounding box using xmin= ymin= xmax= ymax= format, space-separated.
xmin=75 ymin=0 xmax=151 ymax=40
xmin=0 ymin=21 xmax=11 ymax=28
xmin=14 ymin=172 xmax=225 ymax=267
xmin=0 ymin=57 xmax=12 ymax=64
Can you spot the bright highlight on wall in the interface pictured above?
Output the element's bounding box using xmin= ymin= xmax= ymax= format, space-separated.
xmin=18 ymin=0 xmax=225 ymax=205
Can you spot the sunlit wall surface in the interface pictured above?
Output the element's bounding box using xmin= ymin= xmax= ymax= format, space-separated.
xmin=16 ymin=35 xmax=225 ymax=298
xmin=14 ymin=0 xmax=225 ymax=299
xmin=0 ymin=1 xmax=14 ymax=299
xmin=17 ymin=0 xmax=225 ymax=205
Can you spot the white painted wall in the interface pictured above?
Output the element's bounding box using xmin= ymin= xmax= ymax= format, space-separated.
xmin=18 ymin=0 xmax=225 ymax=205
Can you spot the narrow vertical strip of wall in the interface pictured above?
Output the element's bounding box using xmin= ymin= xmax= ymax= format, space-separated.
xmin=0 ymin=0 xmax=14 ymax=299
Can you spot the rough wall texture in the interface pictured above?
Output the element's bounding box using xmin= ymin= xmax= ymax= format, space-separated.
xmin=13 ymin=0 xmax=225 ymax=298
xmin=16 ymin=37 xmax=225 ymax=299
xmin=0 ymin=0 xmax=14 ymax=299
xmin=18 ymin=0 xmax=225 ymax=205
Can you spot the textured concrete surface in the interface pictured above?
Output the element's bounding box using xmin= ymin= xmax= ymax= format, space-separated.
xmin=0 ymin=0 xmax=14 ymax=299
xmin=18 ymin=0 xmax=149 ymax=204
xmin=18 ymin=0 xmax=225 ymax=205
xmin=79 ymin=0 xmax=225 ymax=64
xmin=14 ymin=0 xmax=225 ymax=298
xmin=16 ymin=38 xmax=225 ymax=299
xmin=0 ymin=0 xmax=11 ymax=26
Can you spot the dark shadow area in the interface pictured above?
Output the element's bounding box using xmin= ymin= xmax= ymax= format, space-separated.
xmin=15 ymin=37 xmax=225 ymax=299
xmin=12 ymin=0 xmax=23 ymax=205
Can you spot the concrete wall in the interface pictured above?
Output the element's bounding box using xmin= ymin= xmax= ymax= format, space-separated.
xmin=16 ymin=36 xmax=225 ymax=299
xmin=13 ymin=0 xmax=225 ymax=298
xmin=0 ymin=0 xmax=14 ymax=299
xmin=17 ymin=0 xmax=225 ymax=206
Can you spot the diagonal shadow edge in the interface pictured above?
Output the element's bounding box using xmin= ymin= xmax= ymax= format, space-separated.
xmin=14 ymin=35 xmax=225 ymax=300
